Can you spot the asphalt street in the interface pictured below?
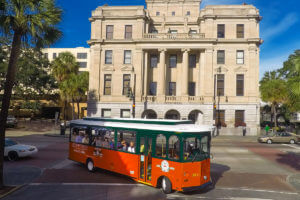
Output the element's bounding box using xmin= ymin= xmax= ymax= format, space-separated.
xmin=3 ymin=134 xmax=300 ymax=200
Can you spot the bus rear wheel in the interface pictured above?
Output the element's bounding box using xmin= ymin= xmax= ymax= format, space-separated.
xmin=86 ymin=159 xmax=95 ymax=172
xmin=161 ymin=177 xmax=172 ymax=194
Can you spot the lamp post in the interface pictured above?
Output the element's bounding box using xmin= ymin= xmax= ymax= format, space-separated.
xmin=217 ymin=91 xmax=221 ymax=136
xmin=126 ymin=74 xmax=136 ymax=118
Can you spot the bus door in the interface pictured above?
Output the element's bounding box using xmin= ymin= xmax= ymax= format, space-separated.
xmin=138 ymin=136 xmax=152 ymax=183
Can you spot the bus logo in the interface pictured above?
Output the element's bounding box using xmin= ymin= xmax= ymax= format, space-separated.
xmin=161 ymin=160 xmax=170 ymax=172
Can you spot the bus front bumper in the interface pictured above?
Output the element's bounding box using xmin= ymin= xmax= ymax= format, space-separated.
xmin=182 ymin=181 xmax=212 ymax=193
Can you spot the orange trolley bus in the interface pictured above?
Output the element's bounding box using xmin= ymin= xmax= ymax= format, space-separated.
xmin=69 ymin=117 xmax=212 ymax=193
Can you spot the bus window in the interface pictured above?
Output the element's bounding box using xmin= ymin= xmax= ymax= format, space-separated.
xmin=117 ymin=131 xmax=136 ymax=153
xmin=200 ymin=136 xmax=209 ymax=157
xmin=168 ymin=136 xmax=180 ymax=160
xmin=156 ymin=134 xmax=166 ymax=158
xmin=71 ymin=127 xmax=88 ymax=144
xmin=183 ymin=137 xmax=201 ymax=161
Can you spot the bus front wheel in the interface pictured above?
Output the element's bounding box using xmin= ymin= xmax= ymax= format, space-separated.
xmin=86 ymin=159 xmax=95 ymax=172
xmin=161 ymin=177 xmax=172 ymax=194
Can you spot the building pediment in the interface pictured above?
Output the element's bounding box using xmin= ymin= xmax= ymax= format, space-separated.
xmin=121 ymin=65 xmax=134 ymax=72
xmin=103 ymin=65 xmax=114 ymax=71
xmin=214 ymin=66 xmax=228 ymax=73
xmin=234 ymin=66 xmax=248 ymax=73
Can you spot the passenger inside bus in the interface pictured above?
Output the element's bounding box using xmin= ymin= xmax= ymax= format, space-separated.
xmin=121 ymin=140 xmax=128 ymax=151
xmin=75 ymin=132 xmax=84 ymax=143
xmin=93 ymin=136 xmax=102 ymax=147
xmin=128 ymin=141 xmax=135 ymax=153
xmin=82 ymin=133 xmax=89 ymax=144
xmin=109 ymin=138 xmax=115 ymax=149
xmin=71 ymin=131 xmax=77 ymax=142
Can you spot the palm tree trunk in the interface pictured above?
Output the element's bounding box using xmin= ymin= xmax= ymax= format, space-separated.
xmin=63 ymin=100 xmax=67 ymax=122
xmin=77 ymin=100 xmax=80 ymax=119
xmin=72 ymin=99 xmax=75 ymax=120
xmin=0 ymin=32 xmax=22 ymax=188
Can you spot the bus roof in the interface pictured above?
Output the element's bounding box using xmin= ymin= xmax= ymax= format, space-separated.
xmin=82 ymin=117 xmax=193 ymax=125
xmin=71 ymin=119 xmax=212 ymax=133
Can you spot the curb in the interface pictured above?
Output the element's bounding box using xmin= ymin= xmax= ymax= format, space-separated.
xmin=0 ymin=185 xmax=24 ymax=199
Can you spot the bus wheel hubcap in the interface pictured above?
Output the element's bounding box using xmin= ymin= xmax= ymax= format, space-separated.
xmin=162 ymin=179 xmax=166 ymax=190
xmin=88 ymin=162 xmax=93 ymax=170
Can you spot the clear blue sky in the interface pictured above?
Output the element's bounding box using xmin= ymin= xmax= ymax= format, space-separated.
xmin=54 ymin=0 xmax=300 ymax=79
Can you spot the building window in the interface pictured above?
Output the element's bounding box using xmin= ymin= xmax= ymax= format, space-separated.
xmin=236 ymin=50 xmax=244 ymax=64
xmin=169 ymin=55 xmax=177 ymax=68
xmin=106 ymin=25 xmax=114 ymax=39
xmin=236 ymin=74 xmax=244 ymax=96
xmin=151 ymin=29 xmax=158 ymax=34
xmin=44 ymin=53 xmax=48 ymax=59
xmin=172 ymin=11 xmax=175 ymax=16
xmin=237 ymin=24 xmax=244 ymax=38
xmin=186 ymin=11 xmax=190 ymax=16
xmin=169 ymin=82 xmax=176 ymax=96
xmin=156 ymin=134 xmax=166 ymax=158
xmin=53 ymin=53 xmax=57 ymax=59
xmin=101 ymin=109 xmax=111 ymax=118
xmin=125 ymin=25 xmax=132 ymax=39
xmin=235 ymin=110 xmax=245 ymax=124
xmin=78 ymin=62 xmax=87 ymax=68
xmin=188 ymin=82 xmax=195 ymax=96
xmin=104 ymin=74 xmax=112 ymax=95
xmin=123 ymin=74 xmax=131 ymax=96
xmin=120 ymin=109 xmax=131 ymax=118
xmin=217 ymin=24 xmax=225 ymax=38
xmin=217 ymin=50 xmax=225 ymax=64
xmin=149 ymin=82 xmax=157 ymax=96
xmin=216 ymin=110 xmax=225 ymax=125
xmin=77 ymin=53 xmax=87 ymax=59
xmin=105 ymin=50 xmax=112 ymax=64
xmin=217 ymin=74 xmax=224 ymax=96
xmin=169 ymin=30 xmax=177 ymax=34
xmin=124 ymin=50 xmax=132 ymax=64
xmin=189 ymin=30 xmax=197 ymax=34
xmin=150 ymin=55 xmax=158 ymax=68
xmin=189 ymin=54 xmax=196 ymax=68
xmin=156 ymin=11 xmax=160 ymax=16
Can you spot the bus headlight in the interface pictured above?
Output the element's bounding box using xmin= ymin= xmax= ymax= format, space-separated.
xmin=204 ymin=176 xmax=207 ymax=180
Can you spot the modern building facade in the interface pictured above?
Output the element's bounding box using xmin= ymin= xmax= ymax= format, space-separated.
xmin=87 ymin=0 xmax=262 ymax=135
xmin=42 ymin=47 xmax=90 ymax=72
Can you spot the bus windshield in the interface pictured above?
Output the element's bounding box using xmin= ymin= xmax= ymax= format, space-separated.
xmin=183 ymin=136 xmax=210 ymax=162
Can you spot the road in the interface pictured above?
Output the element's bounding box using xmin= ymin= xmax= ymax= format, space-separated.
xmin=3 ymin=134 xmax=300 ymax=200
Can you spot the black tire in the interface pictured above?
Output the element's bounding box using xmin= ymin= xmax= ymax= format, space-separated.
xmin=161 ymin=176 xmax=172 ymax=194
xmin=8 ymin=151 xmax=19 ymax=161
xmin=267 ymin=139 xmax=272 ymax=144
xmin=86 ymin=159 xmax=95 ymax=172
xmin=290 ymin=139 xmax=295 ymax=144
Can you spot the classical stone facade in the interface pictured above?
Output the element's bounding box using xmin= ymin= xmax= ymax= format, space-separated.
xmin=87 ymin=0 xmax=262 ymax=135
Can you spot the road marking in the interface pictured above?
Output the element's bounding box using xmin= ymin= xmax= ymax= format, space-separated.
xmin=218 ymin=187 xmax=299 ymax=195
xmin=281 ymin=144 xmax=300 ymax=150
xmin=29 ymin=183 xmax=146 ymax=186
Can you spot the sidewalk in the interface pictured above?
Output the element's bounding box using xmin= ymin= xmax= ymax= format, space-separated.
xmin=212 ymin=135 xmax=258 ymax=143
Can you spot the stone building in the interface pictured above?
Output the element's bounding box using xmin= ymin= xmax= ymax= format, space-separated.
xmin=87 ymin=0 xmax=262 ymax=135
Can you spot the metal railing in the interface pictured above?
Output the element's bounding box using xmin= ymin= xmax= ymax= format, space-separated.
xmin=143 ymin=33 xmax=205 ymax=40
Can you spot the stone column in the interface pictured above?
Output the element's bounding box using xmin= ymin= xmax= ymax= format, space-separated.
xmin=181 ymin=48 xmax=190 ymax=97
xmin=143 ymin=51 xmax=149 ymax=96
xmin=157 ymin=48 xmax=166 ymax=102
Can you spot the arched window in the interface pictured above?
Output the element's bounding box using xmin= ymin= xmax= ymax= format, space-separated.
xmin=168 ymin=136 xmax=180 ymax=160
xmin=156 ymin=134 xmax=166 ymax=157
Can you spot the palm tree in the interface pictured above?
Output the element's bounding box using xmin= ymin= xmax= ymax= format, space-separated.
xmin=51 ymin=52 xmax=79 ymax=120
xmin=260 ymin=71 xmax=288 ymax=128
xmin=0 ymin=0 xmax=62 ymax=187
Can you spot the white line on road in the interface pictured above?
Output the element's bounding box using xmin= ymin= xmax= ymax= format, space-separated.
xmin=218 ymin=187 xmax=299 ymax=195
xmin=281 ymin=144 xmax=300 ymax=150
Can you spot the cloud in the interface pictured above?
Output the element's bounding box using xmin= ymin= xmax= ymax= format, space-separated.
xmin=262 ymin=13 xmax=298 ymax=39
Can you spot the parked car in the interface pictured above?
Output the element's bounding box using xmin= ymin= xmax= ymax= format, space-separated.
xmin=6 ymin=115 xmax=18 ymax=128
xmin=258 ymin=132 xmax=299 ymax=144
xmin=4 ymin=138 xmax=38 ymax=161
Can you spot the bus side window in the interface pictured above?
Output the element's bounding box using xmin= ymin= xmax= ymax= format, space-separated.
xmin=71 ymin=128 xmax=78 ymax=142
xmin=117 ymin=131 xmax=136 ymax=153
xmin=156 ymin=134 xmax=166 ymax=158
xmin=168 ymin=135 xmax=180 ymax=160
xmin=201 ymin=136 xmax=208 ymax=155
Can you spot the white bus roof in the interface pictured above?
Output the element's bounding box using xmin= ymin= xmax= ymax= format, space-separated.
xmin=70 ymin=119 xmax=212 ymax=133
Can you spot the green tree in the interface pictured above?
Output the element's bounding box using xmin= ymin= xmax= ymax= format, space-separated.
xmin=51 ymin=52 xmax=79 ymax=120
xmin=0 ymin=0 xmax=62 ymax=187
xmin=260 ymin=71 xmax=288 ymax=127
xmin=279 ymin=50 xmax=300 ymax=112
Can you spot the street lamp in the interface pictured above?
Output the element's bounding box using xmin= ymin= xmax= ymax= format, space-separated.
xmin=126 ymin=74 xmax=136 ymax=118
